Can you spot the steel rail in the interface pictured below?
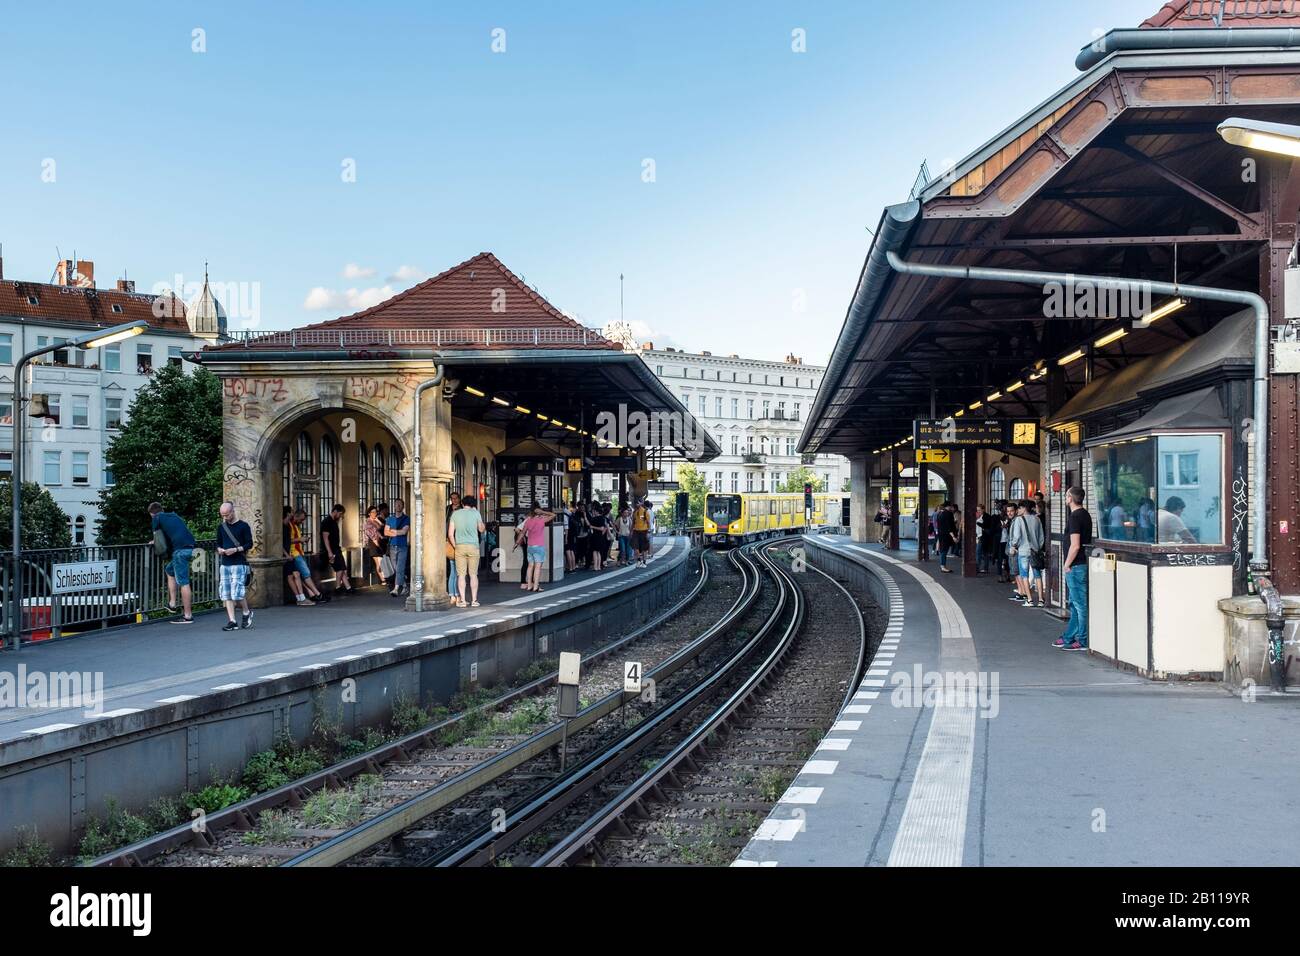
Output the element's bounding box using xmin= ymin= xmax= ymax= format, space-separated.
xmin=534 ymin=541 xmax=849 ymax=867
xmin=282 ymin=546 xmax=764 ymax=867
xmin=92 ymin=548 xmax=712 ymax=867
xmin=426 ymin=541 xmax=793 ymax=867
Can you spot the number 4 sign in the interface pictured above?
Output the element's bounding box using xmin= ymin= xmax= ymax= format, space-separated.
xmin=623 ymin=662 xmax=642 ymax=694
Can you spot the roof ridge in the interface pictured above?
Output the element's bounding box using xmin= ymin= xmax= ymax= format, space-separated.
xmin=299 ymin=251 xmax=492 ymax=331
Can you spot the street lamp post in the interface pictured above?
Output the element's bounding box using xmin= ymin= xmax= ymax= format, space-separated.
xmin=7 ymin=320 xmax=147 ymax=649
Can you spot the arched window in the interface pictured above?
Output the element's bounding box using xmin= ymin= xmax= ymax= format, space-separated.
xmin=73 ymin=515 xmax=86 ymax=545
xmin=1009 ymin=477 xmax=1026 ymax=501
xmin=989 ymin=466 xmax=1006 ymax=503
xmin=372 ymin=444 xmax=386 ymax=509
xmin=471 ymin=458 xmax=479 ymax=504
xmin=282 ymin=448 xmax=291 ymax=510
xmin=295 ymin=432 xmax=316 ymax=545
xmin=453 ymin=451 xmax=465 ymax=498
xmin=480 ymin=457 xmax=493 ymax=518
xmin=319 ymin=436 xmax=336 ymax=520
xmin=389 ymin=446 xmax=401 ymax=506
xmin=358 ymin=443 xmax=369 ymax=511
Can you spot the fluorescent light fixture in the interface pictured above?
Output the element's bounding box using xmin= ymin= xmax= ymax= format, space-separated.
xmin=1140 ymin=297 xmax=1188 ymax=325
xmin=491 ymin=396 xmax=510 ymax=407
xmin=75 ymin=320 xmax=148 ymax=351
xmin=1094 ymin=328 xmax=1128 ymax=348
xmin=551 ymin=419 xmax=563 ymax=426
xmin=537 ymin=413 xmax=549 ymax=421
xmin=1218 ymin=117 xmax=1300 ymax=158
xmin=954 ymin=409 xmax=965 ymax=417
xmin=1058 ymin=349 xmax=1085 ymax=366
xmin=1006 ymin=380 xmax=1025 ymax=392
xmin=464 ymin=386 xmax=485 ymax=397
xmin=1029 ymin=369 xmax=1047 ymax=380
xmin=969 ymin=401 xmax=983 ymax=410
xmin=565 ymin=424 xmax=577 ymax=431
xmin=515 ymin=405 xmax=531 ymax=414
xmin=987 ymin=391 xmax=1002 ymax=402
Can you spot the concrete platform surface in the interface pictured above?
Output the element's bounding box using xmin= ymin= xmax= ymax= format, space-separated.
xmin=0 ymin=539 xmax=682 ymax=743
xmin=736 ymin=536 xmax=1300 ymax=867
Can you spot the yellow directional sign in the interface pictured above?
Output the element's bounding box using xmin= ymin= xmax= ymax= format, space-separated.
xmin=917 ymin=449 xmax=952 ymax=464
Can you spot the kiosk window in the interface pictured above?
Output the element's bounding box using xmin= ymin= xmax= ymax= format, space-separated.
xmin=1091 ymin=433 xmax=1223 ymax=545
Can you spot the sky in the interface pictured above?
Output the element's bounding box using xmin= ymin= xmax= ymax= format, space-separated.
xmin=0 ymin=0 xmax=1158 ymax=365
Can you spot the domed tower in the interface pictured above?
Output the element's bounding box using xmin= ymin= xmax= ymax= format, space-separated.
xmin=187 ymin=264 xmax=227 ymax=340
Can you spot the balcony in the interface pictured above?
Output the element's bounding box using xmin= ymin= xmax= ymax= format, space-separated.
xmin=801 ymin=453 xmax=817 ymax=465
xmin=741 ymin=453 xmax=766 ymax=465
xmin=757 ymin=411 xmax=799 ymax=423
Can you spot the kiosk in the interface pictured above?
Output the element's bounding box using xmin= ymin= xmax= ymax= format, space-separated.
xmin=495 ymin=439 xmax=566 ymax=584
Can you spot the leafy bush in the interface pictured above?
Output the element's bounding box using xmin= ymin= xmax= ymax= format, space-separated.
xmin=181 ymin=783 xmax=249 ymax=815
xmin=1 ymin=828 xmax=55 ymax=867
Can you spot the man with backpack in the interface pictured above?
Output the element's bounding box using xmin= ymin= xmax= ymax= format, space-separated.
xmin=1008 ymin=499 xmax=1046 ymax=608
xmin=149 ymin=502 xmax=196 ymax=625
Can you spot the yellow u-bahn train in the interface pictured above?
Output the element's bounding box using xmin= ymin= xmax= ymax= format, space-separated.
xmin=704 ymin=492 xmax=848 ymax=546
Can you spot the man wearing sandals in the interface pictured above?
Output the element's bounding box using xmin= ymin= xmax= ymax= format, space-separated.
xmin=449 ymin=494 xmax=486 ymax=607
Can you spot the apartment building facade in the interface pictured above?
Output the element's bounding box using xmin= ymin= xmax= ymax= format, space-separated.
xmin=0 ymin=257 xmax=224 ymax=544
xmin=635 ymin=342 xmax=848 ymax=496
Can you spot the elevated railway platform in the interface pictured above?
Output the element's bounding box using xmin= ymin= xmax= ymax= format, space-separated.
xmin=737 ymin=535 xmax=1300 ymax=867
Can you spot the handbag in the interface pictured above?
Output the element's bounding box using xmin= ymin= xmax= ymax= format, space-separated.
xmin=152 ymin=528 xmax=170 ymax=557
xmin=380 ymin=553 xmax=397 ymax=579
xmin=1030 ymin=547 xmax=1047 ymax=571
xmin=445 ymin=540 xmax=456 ymax=560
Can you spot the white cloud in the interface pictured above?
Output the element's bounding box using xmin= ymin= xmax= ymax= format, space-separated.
xmin=387 ymin=264 xmax=427 ymax=284
xmin=302 ymin=285 xmax=397 ymax=312
xmin=342 ymin=263 xmax=377 ymax=279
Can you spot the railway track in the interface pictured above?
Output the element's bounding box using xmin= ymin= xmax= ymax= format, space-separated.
xmin=91 ymin=546 xmax=756 ymax=866
xmin=414 ymin=539 xmax=873 ymax=868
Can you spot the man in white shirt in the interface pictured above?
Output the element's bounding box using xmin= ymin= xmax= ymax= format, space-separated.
xmin=1157 ymin=496 xmax=1196 ymax=544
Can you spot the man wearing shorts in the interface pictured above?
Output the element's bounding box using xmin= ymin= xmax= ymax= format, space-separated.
xmin=320 ymin=503 xmax=354 ymax=595
xmin=216 ymin=501 xmax=255 ymax=631
xmin=149 ymin=502 xmax=196 ymax=624
xmin=449 ymin=494 xmax=486 ymax=608
xmin=631 ymin=499 xmax=652 ymax=568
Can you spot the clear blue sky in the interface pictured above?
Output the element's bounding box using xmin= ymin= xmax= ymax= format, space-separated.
xmin=0 ymin=0 xmax=1156 ymax=363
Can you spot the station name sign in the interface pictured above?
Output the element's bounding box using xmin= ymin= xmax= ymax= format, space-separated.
xmin=913 ymin=419 xmax=1038 ymax=450
xmin=52 ymin=560 xmax=119 ymax=594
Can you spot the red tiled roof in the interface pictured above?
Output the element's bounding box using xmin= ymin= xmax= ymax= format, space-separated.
xmin=278 ymin=251 xmax=619 ymax=351
xmin=1143 ymin=0 xmax=1300 ymax=28
xmin=0 ymin=279 xmax=189 ymax=334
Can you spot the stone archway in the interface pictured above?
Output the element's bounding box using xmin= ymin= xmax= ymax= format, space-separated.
xmin=217 ymin=364 xmax=452 ymax=608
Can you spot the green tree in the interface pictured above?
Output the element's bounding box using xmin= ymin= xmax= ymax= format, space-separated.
xmin=655 ymin=462 xmax=709 ymax=528
xmin=778 ymin=466 xmax=824 ymax=494
xmin=0 ymin=480 xmax=73 ymax=550
xmin=97 ymin=364 xmax=224 ymax=544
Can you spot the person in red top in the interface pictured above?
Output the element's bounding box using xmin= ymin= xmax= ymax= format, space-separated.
xmin=516 ymin=504 xmax=556 ymax=592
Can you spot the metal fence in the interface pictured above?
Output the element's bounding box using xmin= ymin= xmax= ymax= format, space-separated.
xmin=1 ymin=540 xmax=220 ymax=646
xmin=217 ymin=327 xmax=606 ymax=349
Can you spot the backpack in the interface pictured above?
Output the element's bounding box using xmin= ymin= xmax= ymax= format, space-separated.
xmin=152 ymin=527 xmax=170 ymax=558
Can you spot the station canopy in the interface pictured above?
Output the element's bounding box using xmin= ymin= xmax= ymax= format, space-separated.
xmin=203 ymin=251 xmax=718 ymax=461
xmin=800 ymin=2 xmax=1300 ymax=460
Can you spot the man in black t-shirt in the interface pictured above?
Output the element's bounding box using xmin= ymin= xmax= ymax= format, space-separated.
xmin=1056 ymin=486 xmax=1093 ymax=651
xmin=320 ymin=504 xmax=354 ymax=595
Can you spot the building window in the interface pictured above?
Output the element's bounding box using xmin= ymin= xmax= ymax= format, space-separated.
xmin=358 ymin=443 xmax=369 ymax=510
xmin=389 ymin=446 xmax=402 ymax=506
xmin=43 ymin=451 xmax=61 ymax=485
xmin=762 ymin=400 xmax=770 ymax=418
xmin=656 ymin=365 xmax=663 ymax=375
xmin=453 ymin=451 xmax=465 ymax=497
xmin=45 ymin=394 xmax=61 ymax=424
xmin=0 ymin=332 xmax=11 ymax=365
xmin=0 ymin=451 xmax=12 ymax=476
xmin=105 ymin=396 xmax=123 ymax=430
xmin=73 ymin=515 xmax=87 ymax=545
xmin=714 ymin=471 xmax=722 ymax=492
xmin=282 ymin=449 xmax=291 ymax=510
xmin=989 ymin=466 xmax=1006 ymax=503
xmin=372 ymin=444 xmax=386 ymax=509
xmin=136 ymin=344 xmax=153 ymax=374
xmin=104 ymin=343 xmax=121 ymax=372
xmin=71 ymin=394 xmax=90 ymax=428
xmin=319 ymin=436 xmax=336 ymax=520
xmin=168 ymin=346 xmax=184 ymax=367
xmin=731 ymin=398 xmax=738 ymax=418
xmin=698 ymin=395 xmax=706 ymax=415
xmin=715 ymin=397 xmax=723 ymax=417
xmin=746 ymin=472 xmax=754 ymax=491
xmin=786 ymin=437 xmax=796 ymax=456
xmin=0 ymin=397 xmax=12 ymax=425
xmin=747 ymin=399 xmax=754 ymax=418
xmin=794 ymin=402 xmax=801 ymax=420
xmin=1009 ymin=478 xmax=1026 ymax=500
xmin=730 ymin=472 xmax=739 ymax=492
xmin=103 ymin=463 xmax=115 ymax=486
xmin=777 ymin=401 xmax=786 ymax=418
xmin=730 ymin=435 xmax=739 ymax=455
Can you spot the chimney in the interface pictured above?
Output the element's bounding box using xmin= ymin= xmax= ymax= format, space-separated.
xmin=641 ymin=341 xmax=654 ymax=350
xmin=116 ymin=278 xmax=136 ymax=293
xmin=54 ymin=258 xmax=95 ymax=288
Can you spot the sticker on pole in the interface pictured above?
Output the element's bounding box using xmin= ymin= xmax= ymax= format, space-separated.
xmin=623 ymin=661 xmax=642 ymax=694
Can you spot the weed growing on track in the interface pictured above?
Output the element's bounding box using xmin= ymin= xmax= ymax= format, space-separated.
xmin=0 ymin=828 xmax=55 ymax=867
xmin=242 ymin=809 xmax=294 ymax=846
xmin=757 ymin=768 xmax=794 ymax=803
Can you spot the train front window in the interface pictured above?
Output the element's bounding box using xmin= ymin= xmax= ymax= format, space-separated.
xmin=707 ymin=494 xmax=742 ymax=525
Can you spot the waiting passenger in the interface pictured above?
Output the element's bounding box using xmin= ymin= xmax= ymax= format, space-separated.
xmin=935 ymin=500 xmax=958 ymax=573
xmin=631 ymin=498 xmax=653 ymax=567
xmin=449 ymin=494 xmax=486 ymax=608
xmin=1009 ymin=499 xmax=1045 ymax=608
xmin=518 ymin=504 xmax=556 ymax=592
xmin=1158 ymin=496 xmax=1197 ymax=544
